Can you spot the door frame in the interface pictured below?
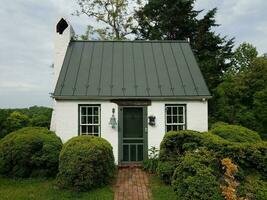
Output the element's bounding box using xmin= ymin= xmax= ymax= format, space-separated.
xmin=118 ymin=106 xmax=148 ymax=164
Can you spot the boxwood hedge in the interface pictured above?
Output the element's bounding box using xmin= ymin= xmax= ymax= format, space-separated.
xmin=57 ymin=136 xmax=115 ymax=191
xmin=158 ymin=129 xmax=267 ymax=183
xmin=0 ymin=127 xmax=62 ymax=177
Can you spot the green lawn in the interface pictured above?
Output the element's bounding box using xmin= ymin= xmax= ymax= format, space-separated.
xmin=149 ymin=175 xmax=176 ymax=200
xmin=0 ymin=177 xmax=113 ymax=200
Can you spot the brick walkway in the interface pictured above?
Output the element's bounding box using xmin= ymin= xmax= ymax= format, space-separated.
xmin=114 ymin=167 xmax=152 ymax=200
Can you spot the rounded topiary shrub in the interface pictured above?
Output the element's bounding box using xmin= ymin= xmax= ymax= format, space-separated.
xmin=211 ymin=124 xmax=262 ymax=143
xmin=172 ymin=148 xmax=223 ymax=200
xmin=0 ymin=127 xmax=62 ymax=177
xmin=57 ymin=136 xmax=115 ymax=191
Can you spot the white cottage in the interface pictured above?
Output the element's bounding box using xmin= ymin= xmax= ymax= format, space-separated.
xmin=50 ymin=18 xmax=211 ymax=164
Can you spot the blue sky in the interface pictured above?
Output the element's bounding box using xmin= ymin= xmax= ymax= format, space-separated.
xmin=0 ymin=0 xmax=266 ymax=108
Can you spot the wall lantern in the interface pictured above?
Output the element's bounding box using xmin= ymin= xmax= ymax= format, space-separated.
xmin=109 ymin=108 xmax=117 ymax=129
xmin=148 ymin=115 xmax=156 ymax=126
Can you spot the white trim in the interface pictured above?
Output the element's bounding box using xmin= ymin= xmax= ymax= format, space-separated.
xmin=79 ymin=105 xmax=101 ymax=136
xmin=165 ymin=104 xmax=186 ymax=131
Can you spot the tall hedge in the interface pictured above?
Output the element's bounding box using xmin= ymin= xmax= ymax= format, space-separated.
xmin=158 ymin=129 xmax=267 ymax=183
xmin=57 ymin=136 xmax=115 ymax=191
xmin=0 ymin=127 xmax=62 ymax=177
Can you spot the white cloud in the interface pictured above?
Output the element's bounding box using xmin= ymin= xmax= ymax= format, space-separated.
xmin=0 ymin=81 xmax=40 ymax=92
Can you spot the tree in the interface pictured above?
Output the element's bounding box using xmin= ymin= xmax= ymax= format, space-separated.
xmin=230 ymin=42 xmax=258 ymax=73
xmin=135 ymin=0 xmax=234 ymax=90
xmin=5 ymin=111 xmax=30 ymax=134
xmin=213 ymin=57 xmax=267 ymax=139
xmin=28 ymin=106 xmax=52 ymax=129
xmin=254 ymin=88 xmax=267 ymax=139
xmin=0 ymin=107 xmax=52 ymax=139
xmin=0 ymin=109 xmax=12 ymax=138
xmin=74 ymin=0 xmax=144 ymax=40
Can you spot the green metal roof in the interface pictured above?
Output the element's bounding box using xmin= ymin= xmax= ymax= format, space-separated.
xmin=53 ymin=40 xmax=211 ymax=100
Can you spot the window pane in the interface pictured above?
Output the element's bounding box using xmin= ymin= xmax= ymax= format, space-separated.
xmin=178 ymin=125 xmax=184 ymax=130
xmin=81 ymin=126 xmax=87 ymax=134
xmin=172 ymin=125 xmax=178 ymax=131
xmin=167 ymin=125 xmax=172 ymax=132
xmin=94 ymin=126 xmax=99 ymax=134
xmin=173 ymin=116 xmax=178 ymax=123
xmin=94 ymin=107 xmax=99 ymax=115
xmin=94 ymin=116 xmax=99 ymax=124
xmin=178 ymin=107 xmax=183 ymax=115
xmin=179 ymin=116 xmax=184 ymax=123
xmin=81 ymin=116 xmax=86 ymax=124
xmin=87 ymin=116 xmax=93 ymax=124
xmin=88 ymin=126 xmax=93 ymax=134
xmin=81 ymin=107 xmax=86 ymax=115
xmin=87 ymin=107 xmax=93 ymax=115
xmin=173 ymin=107 xmax=178 ymax=115
xmin=166 ymin=107 xmax=171 ymax=115
xmin=167 ymin=116 xmax=172 ymax=124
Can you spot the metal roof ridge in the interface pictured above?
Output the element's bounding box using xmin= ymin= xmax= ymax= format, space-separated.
xmin=85 ymin=42 xmax=95 ymax=96
xmin=150 ymin=43 xmax=162 ymax=96
xmin=160 ymin=42 xmax=175 ymax=96
xmin=97 ymin=43 xmax=105 ymax=96
xmin=169 ymin=43 xmax=187 ymax=96
xmin=141 ymin=42 xmax=150 ymax=96
xmin=59 ymin=43 xmax=74 ymax=95
xmin=72 ymin=42 xmax=85 ymax=95
xmin=131 ymin=42 xmax=138 ymax=96
xmin=71 ymin=40 xmax=189 ymax=43
xmin=179 ymin=44 xmax=199 ymax=96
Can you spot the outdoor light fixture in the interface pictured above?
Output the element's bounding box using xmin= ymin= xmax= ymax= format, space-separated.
xmin=148 ymin=115 xmax=156 ymax=126
xmin=109 ymin=108 xmax=117 ymax=129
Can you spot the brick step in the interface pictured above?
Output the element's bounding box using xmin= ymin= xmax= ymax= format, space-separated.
xmin=118 ymin=163 xmax=143 ymax=169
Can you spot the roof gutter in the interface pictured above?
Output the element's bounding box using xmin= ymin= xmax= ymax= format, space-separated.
xmin=52 ymin=95 xmax=212 ymax=101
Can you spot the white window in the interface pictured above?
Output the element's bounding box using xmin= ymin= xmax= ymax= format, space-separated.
xmin=165 ymin=105 xmax=186 ymax=132
xmin=79 ymin=105 xmax=101 ymax=136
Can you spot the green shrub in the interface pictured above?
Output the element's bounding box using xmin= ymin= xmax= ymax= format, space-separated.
xmin=57 ymin=136 xmax=115 ymax=191
xmin=159 ymin=130 xmax=203 ymax=160
xmin=238 ymin=173 xmax=267 ymax=200
xmin=0 ymin=127 xmax=62 ymax=177
xmin=211 ymin=124 xmax=262 ymax=143
xmin=143 ymin=146 xmax=159 ymax=174
xmin=158 ymin=130 xmax=205 ymax=183
xmin=158 ymin=129 xmax=267 ymax=183
xmin=157 ymin=161 xmax=177 ymax=184
xmin=211 ymin=121 xmax=229 ymax=129
xmin=172 ymin=148 xmax=223 ymax=200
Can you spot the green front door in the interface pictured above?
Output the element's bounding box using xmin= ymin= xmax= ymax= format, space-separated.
xmin=119 ymin=107 xmax=147 ymax=163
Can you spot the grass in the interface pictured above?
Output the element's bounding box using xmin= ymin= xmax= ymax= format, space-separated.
xmin=149 ymin=175 xmax=176 ymax=200
xmin=0 ymin=177 xmax=114 ymax=200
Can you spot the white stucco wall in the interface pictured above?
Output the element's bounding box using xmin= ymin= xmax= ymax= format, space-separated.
xmin=54 ymin=100 xmax=119 ymax=163
xmin=52 ymin=100 xmax=208 ymax=164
